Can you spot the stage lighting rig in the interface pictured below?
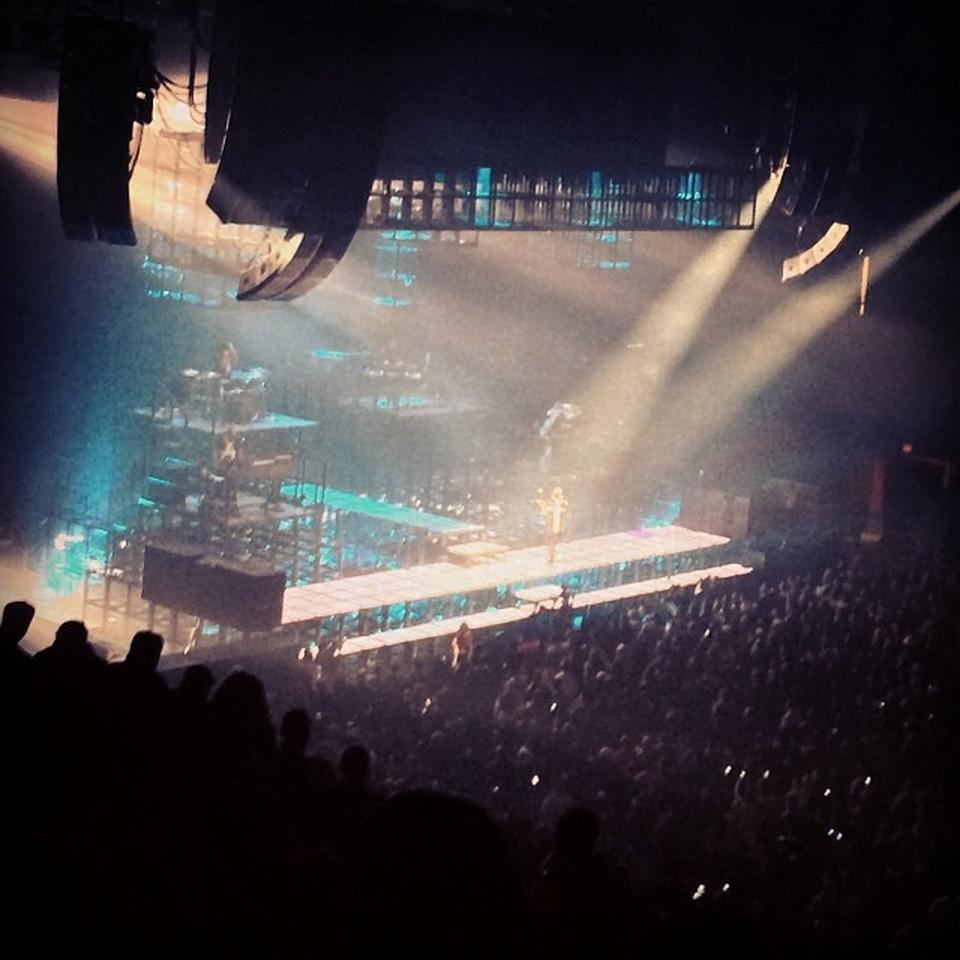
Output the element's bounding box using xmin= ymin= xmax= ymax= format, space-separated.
xmin=201 ymin=2 xmax=772 ymax=299
xmin=45 ymin=2 xmax=883 ymax=298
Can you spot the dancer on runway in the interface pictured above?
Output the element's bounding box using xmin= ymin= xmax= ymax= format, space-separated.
xmin=536 ymin=486 xmax=569 ymax=564
xmin=451 ymin=621 xmax=475 ymax=670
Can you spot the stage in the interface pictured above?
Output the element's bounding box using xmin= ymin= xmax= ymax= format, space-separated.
xmin=280 ymin=482 xmax=484 ymax=536
xmin=335 ymin=562 xmax=754 ymax=657
xmin=160 ymin=560 xmax=754 ymax=667
xmin=72 ymin=523 xmax=737 ymax=660
xmin=282 ymin=524 xmax=731 ymax=627
xmin=136 ymin=409 xmax=319 ymax=435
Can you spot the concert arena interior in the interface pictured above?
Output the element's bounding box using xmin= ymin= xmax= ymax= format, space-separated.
xmin=1 ymin=1 xmax=958 ymax=954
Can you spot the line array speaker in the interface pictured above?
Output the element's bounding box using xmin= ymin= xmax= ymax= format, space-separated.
xmin=57 ymin=16 xmax=155 ymax=245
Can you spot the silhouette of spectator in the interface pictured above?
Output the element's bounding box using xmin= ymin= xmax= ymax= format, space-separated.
xmin=279 ymin=708 xmax=335 ymax=779
xmin=32 ymin=619 xmax=92 ymax=667
xmin=0 ymin=599 xmax=34 ymax=656
xmin=174 ymin=662 xmax=215 ymax=711
xmin=280 ymin=706 xmax=311 ymax=755
xmin=0 ymin=600 xmax=34 ymax=696
xmin=272 ymin=708 xmax=348 ymax=950
xmin=532 ymin=806 xmax=639 ymax=950
xmin=164 ymin=662 xmax=215 ymax=784
xmin=126 ymin=629 xmax=165 ymax=672
xmin=194 ymin=671 xmax=284 ymax=953
xmin=277 ymin=707 xmax=336 ymax=835
xmin=339 ymin=743 xmax=377 ymax=794
xmin=0 ymin=601 xmax=36 ymax=807
xmin=30 ymin=620 xmax=106 ymax=709
xmin=356 ymin=790 xmax=530 ymax=948
xmin=328 ymin=744 xmax=385 ymax=861
xmin=207 ymin=669 xmax=277 ymax=771
xmin=109 ymin=630 xmax=167 ymax=701
xmin=105 ymin=630 xmax=169 ymax=778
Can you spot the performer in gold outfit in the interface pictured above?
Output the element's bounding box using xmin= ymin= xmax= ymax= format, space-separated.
xmin=536 ymin=485 xmax=569 ymax=564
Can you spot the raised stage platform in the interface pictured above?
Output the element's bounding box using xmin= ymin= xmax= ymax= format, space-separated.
xmin=177 ymin=491 xmax=320 ymax=529
xmin=137 ymin=410 xmax=319 ymax=435
xmin=165 ymin=561 xmax=754 ymax=668
xmin=281 ymin=482 xmax=484 ymax=536
xmin=337 ymin=562 xmax=753 ymax=657
xmin=282 ymin=524 xmax=730 ymax=627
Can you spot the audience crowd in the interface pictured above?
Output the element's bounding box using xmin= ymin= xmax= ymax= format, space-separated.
xmin=2 ymin=532 xmax=958 ymax=955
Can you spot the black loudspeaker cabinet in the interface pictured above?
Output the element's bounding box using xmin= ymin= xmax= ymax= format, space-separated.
xmin=679 ymin=488 xmax=751 ymax=540
xmin=57 ymin=16 xmax=155 ymax=245
xmin=141 ymin=541 xmax=208 ymax=613
xmin=193 ymin=556 xmax=286 ymax=632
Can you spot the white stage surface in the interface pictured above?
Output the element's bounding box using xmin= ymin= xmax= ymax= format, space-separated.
xmin=282 ymin=525 xmax=729 ymax=626
xmin=336 ymin=563 xmax=753 ymax=656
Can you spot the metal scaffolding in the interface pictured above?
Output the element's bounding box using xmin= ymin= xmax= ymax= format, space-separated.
xmin=363 ymin=167 xmax=757 ymax=232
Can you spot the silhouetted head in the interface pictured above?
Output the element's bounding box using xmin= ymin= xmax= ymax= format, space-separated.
xmin=360 ymin=790 xmax=526 ymax=945
xmin=126 ymin=630 xmax=164 ymax=672
xmin=210 ymin=669 xmax=275 ymax=756
xmin=1 ymin=600 xmax=34 ymax=645
xmin=53 ymin=620 xmax=89 ymax=656
xmin=177 ymin=663 xmax=215 ymax=704
xmin=554 ymin=806 xmax=599 ymax=863
xmin=340 ymin=744 xmax=371 ymax=784
xmin=281 ymin=708 xmax=311 ymax=754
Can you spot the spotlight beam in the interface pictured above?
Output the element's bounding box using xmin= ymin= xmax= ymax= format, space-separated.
xmin=645 ymin=187 xmax=960 ymax=468
xmin=572 ymin=163 xmax=785 ymax=464
xmin=0 ymin=96 xmax=58 ymax=180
